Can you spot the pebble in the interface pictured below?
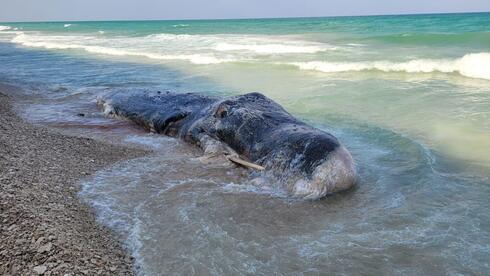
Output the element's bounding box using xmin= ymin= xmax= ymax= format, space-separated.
xmin=33 ymin=265 xmax=47 ymax=275
xmin=38 ymin=242 xmax=53 ymax=253
xmin=35 ymin=237 xmax=45 ymax=246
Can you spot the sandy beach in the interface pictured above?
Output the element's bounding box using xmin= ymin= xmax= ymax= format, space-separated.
xmin=0 ymin=85 xmax=147 ymax=275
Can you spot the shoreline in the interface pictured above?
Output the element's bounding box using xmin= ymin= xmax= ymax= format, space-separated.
xmin=0 ymin=85 xmax=148 ymax=275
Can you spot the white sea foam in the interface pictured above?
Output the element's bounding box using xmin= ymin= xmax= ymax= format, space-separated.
xmin=0 ymin=25 xmax=11 ymax=31
xmin=456 ymin=53 xmax=490 ymax=80
xmin=291 ymin=53 xmax=490 ymax=80
xmin=11 ymin=30 xmax=489 ymax=80
xmin=64 ymin=24 xmax=72 ymax=28
xmin=11 ymin=33 xmax=235 ymax=64
xmin=98 ymin=30 xmax=105 ymax=34
xmin=10 ymin=31 xmax=337 ymax=66
xmin=215 ymin=42 xmax=329 ymax=54
xmin=221 ymin=178 xmax=289 ymax=198
xmin=124 ymin=135 xmax=175 ymax=150
xmin=147 ymin=33 xmax=335 ymax=54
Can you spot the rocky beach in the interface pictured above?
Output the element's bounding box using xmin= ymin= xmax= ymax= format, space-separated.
xmin=0 ymin=85 xmax=147 ymax=275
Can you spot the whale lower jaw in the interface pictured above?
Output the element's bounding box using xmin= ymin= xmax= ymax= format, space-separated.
xmin=290 ymin=146 xmax=357 ymax=200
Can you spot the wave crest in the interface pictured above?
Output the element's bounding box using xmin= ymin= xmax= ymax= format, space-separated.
xmin=0 ymin=25 xmax=11 ymax=31
xmin=9 ymin=31 xmax=490 ymax=80
xmin=215 ymin=42 xmax=331 ymax=54
xmin=11 ymin=33 xmax=235 ymax=65
xmin=147 ymin=33 xmax=335 ymax=54
xmin=291 ymin=53 xmax=490 ymax=80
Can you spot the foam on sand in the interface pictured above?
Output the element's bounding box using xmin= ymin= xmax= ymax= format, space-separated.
xmin=290 ymin=53 xmax=490 ymax=80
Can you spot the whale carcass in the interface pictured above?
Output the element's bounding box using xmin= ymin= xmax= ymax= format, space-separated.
xmin=98 ymin=91 xmax=356 ymax=199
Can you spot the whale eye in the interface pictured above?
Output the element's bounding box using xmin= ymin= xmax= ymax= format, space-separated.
xmin=214 ymin=104 xmax=228 ymax=118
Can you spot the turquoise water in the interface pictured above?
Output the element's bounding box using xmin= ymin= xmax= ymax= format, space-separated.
xmin=1 ymin=13 xmax=489 ymax=275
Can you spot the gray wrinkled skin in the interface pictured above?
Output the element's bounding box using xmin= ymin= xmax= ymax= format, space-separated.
xmin=98 ymin=91 xmax=356 ymax=199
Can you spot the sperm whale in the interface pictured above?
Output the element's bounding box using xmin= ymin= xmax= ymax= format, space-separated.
xmin=98 ymin=91 xmax=356 ymax=199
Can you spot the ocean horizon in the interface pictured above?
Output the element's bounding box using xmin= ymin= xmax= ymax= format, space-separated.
xmin=1 ymin=11 xmax=489 ymax=23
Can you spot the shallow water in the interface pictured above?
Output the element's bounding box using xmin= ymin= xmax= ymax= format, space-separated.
xmin=78 ymin=128 xmax=490 ymax=275
xmin=0 ymin=13 xmax=489 ymax=275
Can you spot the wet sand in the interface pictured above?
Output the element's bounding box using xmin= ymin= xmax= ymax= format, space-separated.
xmin=0 ymin=84 xmax=147 ymax=275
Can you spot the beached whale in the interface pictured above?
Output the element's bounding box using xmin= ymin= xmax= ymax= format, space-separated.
xmin=98 ymin=91 xmax=356 ymax=199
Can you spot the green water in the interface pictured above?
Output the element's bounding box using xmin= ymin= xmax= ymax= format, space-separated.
xmin=1 ymin=12 xmax=489 ymax=275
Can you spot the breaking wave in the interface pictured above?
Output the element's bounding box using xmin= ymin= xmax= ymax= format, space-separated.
xmin=215 ymin=42 xmax=332 ymax=54
xmin=9 ymin=31 xmax=490 ymax=80
xmin=147 ymin=33 xmax=336 ymax=54
xmin=10 ymin=31 xmax=336 ymax=64
xmin=290 ymin=53 xmax=490 ymax=80
xmin=11 ymin=33 xmax=235 ymax=64
xmin=0 ymin=25 xmax=11 ymax=31
xmin=370 ymin=32 xmax=490 ymax=46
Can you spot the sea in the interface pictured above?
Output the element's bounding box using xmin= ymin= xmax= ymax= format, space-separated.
xmin=0 ymin=13 xmax=489 ymax=275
